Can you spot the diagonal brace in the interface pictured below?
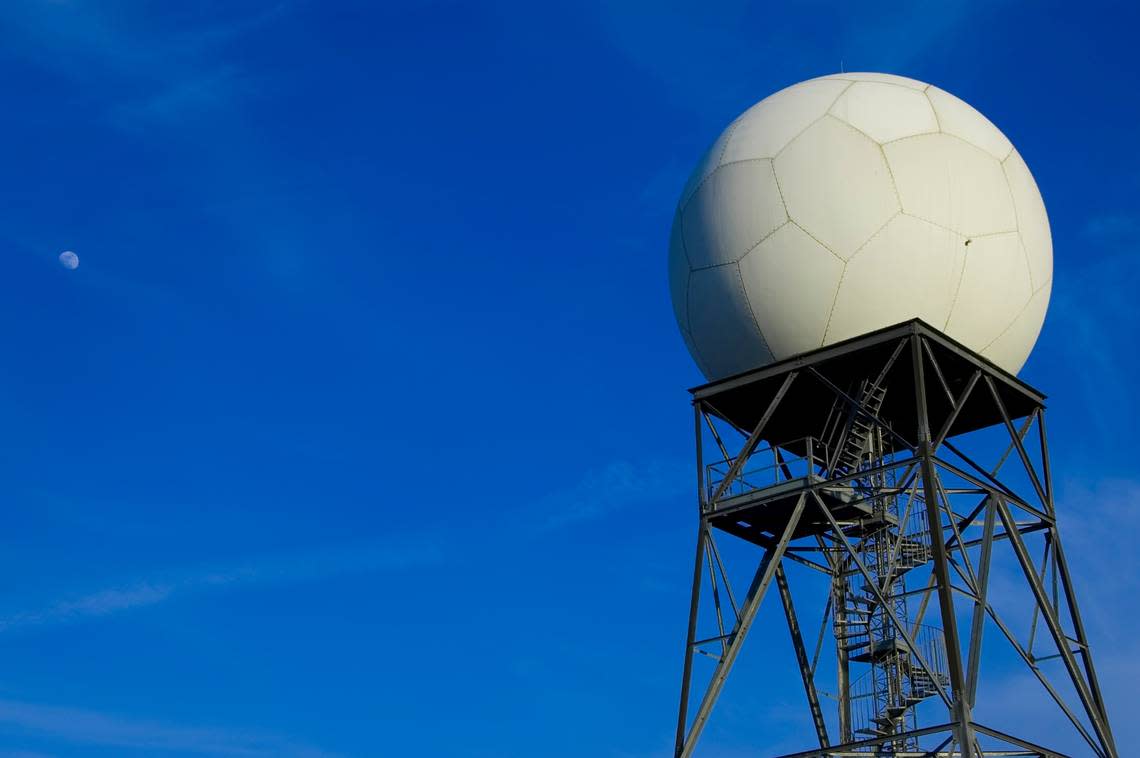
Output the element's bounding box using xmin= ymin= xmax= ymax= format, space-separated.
xmin=677 ymin=494 xmax=807 ymax=758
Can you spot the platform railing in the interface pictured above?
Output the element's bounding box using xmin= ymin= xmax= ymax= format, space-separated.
xmin=705 ymin=437 xmax=826 ymax=502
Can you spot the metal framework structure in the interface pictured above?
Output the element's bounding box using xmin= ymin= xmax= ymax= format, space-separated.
xmin=672 ymin=320 xmax=1118 ymax=758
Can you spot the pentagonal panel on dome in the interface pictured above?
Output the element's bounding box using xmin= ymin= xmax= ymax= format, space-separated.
xmin=829 ymin=81 xmax=938 ymax=144
xmin=945 ymin=232 xmax=1032 ymax=348
xmin=739 ymin=222 xmax=844 ymax=359
xmin=681 ymin=159 xmax=787 ymax=269
xmin=720 ymin=78 xmax=851 ymax=163
xmin=926 ymin=86 xmax=1012 ymax=160
xmin=774 ymin=115 xmax=900 ymax=259
xmin=981 ymin=281 xmax=1050 ymax=374
xmin=688 ymin=263 xmax=772 ymax=379
xmin=668 ymin=209 xmax=691 ymax=333
xmin=1003 ymin=148 xmax=1053 ymax=290
xmin=826 ymin=214 xmax=966 ymax=344
xmin=884 ymin=133 xmax=1015 ymax=237
xmin=819 ymin=72 xmax=928 ymax=90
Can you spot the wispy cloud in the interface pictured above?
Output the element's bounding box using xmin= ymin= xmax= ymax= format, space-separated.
xmin=532 ymin=459 xmax=687 ymax=532
xmin=1046 ymin=213 xmax=1140 ymax=455
xmin=1084 ymin=213 xmax=1139 ymax=242
xmin=0 ymin=698 xmax=335 ymax=757
xmin=0 ymin=2 xmax=295 ymax=128
xmin=6 ymin=459 xmax=679 ymax=617
xmin=106 ymin=66 xmax=248 ymax=131
xmin=2 ymin=457 xmax=680 ymax=635
xmin=1055 ymin=478 xmax=1140 ymax=651
xmin=836 ymin=2 xmax=978 ymax=73
xmin=592 ymin=1 xmax=979 ymax=123
xmin=0 ymin=540 xmax=442 ymax=634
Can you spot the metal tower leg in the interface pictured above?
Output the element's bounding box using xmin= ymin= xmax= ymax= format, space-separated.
xmin=675 ymin=495 xmax=806 ymax=758
xmin=912 ymin=335 xmax=976 ymax=755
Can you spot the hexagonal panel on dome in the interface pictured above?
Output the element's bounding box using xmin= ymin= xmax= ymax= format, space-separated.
xmin=926 ymin=86 xmax=1012 ymax=160
xmin=739 ymin=222 xmax=844 ymax=359
xmin=774 ymin=115 xmax=900 ymax=259
xmin=829 ymin=81 xmax=938 ymax=144
xmin=1003 ymin=148 xmax=1053 ymax=290
xmin=884 ymin=133 xmax=1015 ymax=237
xmin=945 ymin=232 xmax=1032 ymax=348
xmin=720 ymin=78 xmax=851 ymax=163
xmin=688 ymin=264 xmax=772 ymax=379
xmin=826 ymin=214 xmax=966 ymax=344
xmin=681 ymin=159 xmax=787 ymax=269
xmin=981 ymin=282 xmax=1050 ymax=374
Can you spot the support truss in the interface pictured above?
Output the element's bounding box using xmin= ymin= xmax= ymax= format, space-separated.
xmin=672 ymin=321 xmax=1117 ymax=758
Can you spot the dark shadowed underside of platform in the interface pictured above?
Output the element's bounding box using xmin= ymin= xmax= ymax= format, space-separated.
xmin=689 ymin=319 xmax=1045 ymax=448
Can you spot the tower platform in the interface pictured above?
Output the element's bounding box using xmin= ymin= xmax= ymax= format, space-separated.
xmin=690 ymin=319 xmax=1044 ymax=452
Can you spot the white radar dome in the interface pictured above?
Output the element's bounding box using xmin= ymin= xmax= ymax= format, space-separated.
xmin=669 ymin=72 xmax=1052 ymax=381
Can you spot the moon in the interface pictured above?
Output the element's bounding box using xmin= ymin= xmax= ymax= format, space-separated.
xmin=58 ymin=251 xmax=79 ymax=270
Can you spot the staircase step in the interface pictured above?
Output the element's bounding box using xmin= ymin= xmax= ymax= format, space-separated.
xmin=873 ymin=707 xmax=906 ymax=725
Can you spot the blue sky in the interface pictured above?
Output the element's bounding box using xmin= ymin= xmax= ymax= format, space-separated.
xmin=0 ymin=1 xmax=1137 ymax=756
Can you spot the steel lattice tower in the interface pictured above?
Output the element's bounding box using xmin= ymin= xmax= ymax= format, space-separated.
xmin=672 ymin=320 xmax=1118 ymax=758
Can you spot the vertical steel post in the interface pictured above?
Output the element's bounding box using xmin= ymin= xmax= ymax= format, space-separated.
xmin=674 ymin=404 xmax=708 ymax=758
xmin=995 ymin=497 xmax=1115 ymax=757
xmin=965 ymin=496 xmax=996 ymax=708
xmin=911 ymin=335 xmax=975 ymax=755
xmin=1052 ymin=535 xmax=1118 ymax=756
xmin=833 ymin=558 xmax=851 ymax=743
xmin=1038 ymin=412 xmax=1116 ymax=753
